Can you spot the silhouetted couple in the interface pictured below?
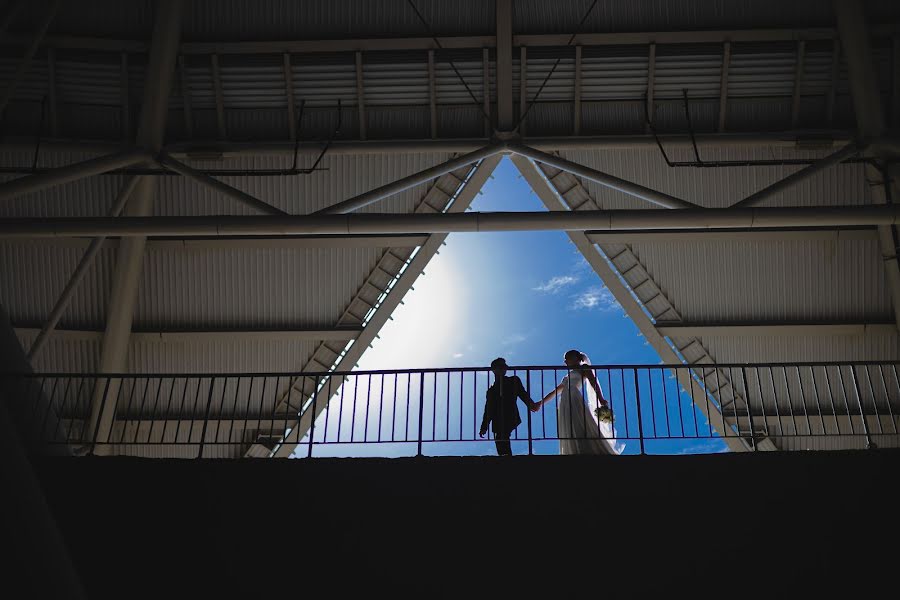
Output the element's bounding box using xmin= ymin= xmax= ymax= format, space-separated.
xmin=479 ymin=352 xmax=622 ymax=456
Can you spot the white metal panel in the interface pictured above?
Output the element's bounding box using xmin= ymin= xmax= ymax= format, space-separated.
xmin=135 ymin=246 xmax=382 ymax=329
xmin=629 ymin=238 xmax=891 ymax=323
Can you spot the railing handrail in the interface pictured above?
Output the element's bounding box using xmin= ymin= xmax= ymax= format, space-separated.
xmin=6 ymin=360 xmax=900 ymax=379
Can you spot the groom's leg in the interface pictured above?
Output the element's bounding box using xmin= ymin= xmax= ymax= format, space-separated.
xmin=494 ymin=431 xmax=511 ymax=456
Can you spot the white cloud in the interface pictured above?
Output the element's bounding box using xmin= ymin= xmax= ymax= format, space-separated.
xmin=502 ymin=332 xmax=528 ymax=346
xmin=452 ymin=353 xmax=464 ymax=359
xmin=571 ymin=286 xmax=621 ymax=312
xmin=532 ymin=275 xmax=578 ymax=294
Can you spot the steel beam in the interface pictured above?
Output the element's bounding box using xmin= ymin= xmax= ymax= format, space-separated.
xmin=482 ymin=48 xmax=491 ymax=135
xmin=646 ymin=43 xmax=656 ymax=132
xmin=211 ymin=53 xmax=226 ymax=139
xmin=731 ymin=141 xmax=865 ymax=208
xmin=88 ymin=0 xmax=184 ymax=453
xmin=509 ymin=144 xmax=700 ymax=209
xmin=519 ymin=46 xmax=527 ymax=135
xmin=717 ymin=42 xmax=730 ymax=132
xmin=283 ymin=52 xmax=296 ymax=141
xmin=355 ymin=51 xmax=367 ymax=140
xmin=835 ymin=0 xmax=900 ymax=335
xmin=268 ymin=155 xmax=502 ymax=458
xmin=0 ymin=149 xmax=150 ymax=202
xmin=496 ymin=0 xmax=513 ymax=130
xmin=428 ymin=49 xmax=437 ymax=138
xmin=574 ymin=45 xmax=582 ymax=135
xmin=6 ymin=205 xmax=900 ymax=238
xmin=26 ymin=176 xmax=141 ymax=361
xmin=178 ymin=54 xmax=193 ymax=138
xmin=156 ymin=152 xmax=288 ymax=215
xmin=120 ymin=53 xmax=131 ymax=140
xmin=314 ymin=145 xmax=502 ymax=214
xmin=791 ymin=40 xmax=806 ymax=129
xmin=512 ymin=154 xmax=750 ymax=452
xmin=47 ymin=47 xmax=58 ymax=136
xmin=17 ymin=25 xmax=900 ymax=56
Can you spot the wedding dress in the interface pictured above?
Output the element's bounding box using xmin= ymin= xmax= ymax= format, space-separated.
xmin=557 ymin=359 xmax=623 ymax=455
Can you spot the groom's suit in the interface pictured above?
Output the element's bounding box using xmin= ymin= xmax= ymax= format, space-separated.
xmin=480 ymin=375 xmax=534 ymax=456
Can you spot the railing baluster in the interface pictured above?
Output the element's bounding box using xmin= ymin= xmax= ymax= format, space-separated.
xmin=767 ymin=367 xmax=783 ymax=438
xmin=633 ymin=369 xmax=645 ymax=455
xmin=89 ymin=377 xmax=112 ymax=454
xmin=822 ymin=366 xmax=841 ymax=435
xmin=307 ymin=379 xmax=318 ymax=459
xmin=699 ymin=367 xmax=711 ymax=439
xmin=119 ymin=377 xmax=140 ymax=446
xmin=848 ymin=365 xmax=874 ymax=449
xmin=173 ymin=377 xmax=191 ymax=447
xmin=862 ymin=365 xmax=884 ymax=436
xmin=323 ymin=375 xmax=333 ymax=444
xmin=738 ymin=367 xmax=754 ymax=450
xmin=41 ymin=376 xmax=67 ymax=444
xmin=363 ymin=373 xmax=372 ymax=442
xmin=417 ymin=372 xmax=425 ymax=456
xmin=198 ymin=376 xmax=216 ymax=459
xmin=526 ymin=370 xmax=533 ymax=455
xmin=647 ymin=367 xmax=657 ymax=441
xmin=377 ymin=373 xmax=384 ymax=444
xmin=350 ymin=374 xmax=358 ymax=443
xmin=689 ymin=369 xmax=699 ymax=439
xmin=446 ymin=371 xmax=450 ymax=442
xmin=432 ymin=370 xmax=437 ymax=443
xmin=780 ymin=368 xmax=801 ymax=438
xmin=754 ymin=367 xmax=770 ymax=440
xmin=878 ymin=365 xmax=897 ymax=434
xmin=808 ymin=366 xmax=825 ymax=436
xmin=406 ymin=373 xmax=412 ymax=442
xmin=835 ymin=366 xmax=856 ymax=437
xmin=660 ymin=368 xmax=671 ymax=439
xmin=337 ymin=375 xmax=347 ymax=443
xmin=794 ymin=366 xmax=812 ymax=438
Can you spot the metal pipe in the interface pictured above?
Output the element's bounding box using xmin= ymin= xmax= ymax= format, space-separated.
xmin=509 ymin=143 xmax=700 ymax=209
xmin=0 ymin=149 xmax=150 ymax=202
xmin=26 ymin=176 xmax=141 ymax=361
xmin=156 ymin=152 xmax=288 ymax=215
xmin=731 ymin=141 xmax=866 ymax=208
xmin=0 ymin=132 xmax=861 ymax=158
xmin=5 ymin=205 xmax=898 ymax=238
xmin=314 ymin=145 xmax=502 ymax=214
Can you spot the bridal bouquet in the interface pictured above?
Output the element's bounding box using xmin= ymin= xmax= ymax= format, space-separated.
xmin=595 ymin=405 xmax=614 ymax=423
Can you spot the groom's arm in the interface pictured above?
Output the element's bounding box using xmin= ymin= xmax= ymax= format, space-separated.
xmin=514 ymin=376 xmax=538 ymax=411
xmin=479 ymin=394 xmax=492 ymax=436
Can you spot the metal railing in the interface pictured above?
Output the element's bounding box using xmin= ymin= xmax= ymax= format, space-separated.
xmin=7 ymin=362 xmax=900 ymax=458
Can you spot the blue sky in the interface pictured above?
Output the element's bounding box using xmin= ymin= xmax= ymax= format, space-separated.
xmin=294 ymin=158 xmax=728 ymax=457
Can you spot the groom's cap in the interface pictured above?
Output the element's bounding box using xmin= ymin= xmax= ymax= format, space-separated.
xmin=490 ymin=357 xmax=508 ymax=369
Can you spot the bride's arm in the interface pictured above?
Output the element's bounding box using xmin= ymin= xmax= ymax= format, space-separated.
xmin=539 ymin=382 xmax=565 ymax=406
xmin=584 ymin=369 xmax=609 ymax=407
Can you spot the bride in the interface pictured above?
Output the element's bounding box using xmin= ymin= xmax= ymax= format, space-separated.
xmin=538 ymin=350 xmax=623 ymax=455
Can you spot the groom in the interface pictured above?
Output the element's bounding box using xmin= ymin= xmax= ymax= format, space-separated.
xmin=479 ymin=358 xmax=539 ymax=456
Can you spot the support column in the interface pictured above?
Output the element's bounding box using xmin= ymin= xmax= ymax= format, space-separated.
xmin=87 ymin=0 xmax=183 ymax=452
xmin=834 ymin=0 xmax=900 ymax=334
